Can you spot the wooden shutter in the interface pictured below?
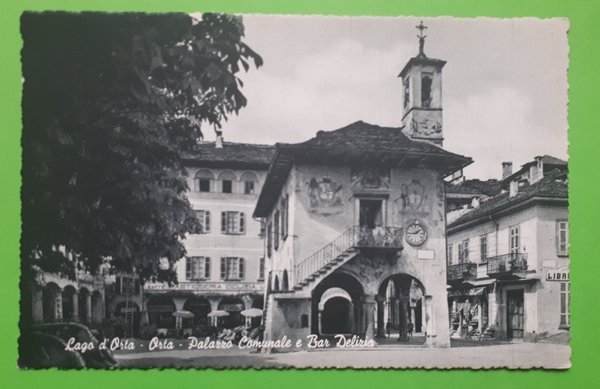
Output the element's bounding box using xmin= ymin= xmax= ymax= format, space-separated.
xmin=185 ymin=257 xmax=192 ymax=280
xmin=239 ymin=258 xmax=245 ymax=280
xmin=220 ymin=258 xmax=227 ymax=280
xmin=221 ymin=212 xmax=226 ymax=234
xmin=205 ymin=257 xmax=211 ymax=279
xmin=205 ymin=211 xmax=211 ymax=233
xmin=239 ymin=212 xmax=246 ymax=234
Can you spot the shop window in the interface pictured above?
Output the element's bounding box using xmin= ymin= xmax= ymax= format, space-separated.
xmin=560 ymin=282 xmax=570 ymax=329
xmin=556 ymin=220 xmax=569 ymax=256
xmin=220 ymin=257 xmax=245 ymax=280
xmin=186 ymin=257 xmax=211 ymax=280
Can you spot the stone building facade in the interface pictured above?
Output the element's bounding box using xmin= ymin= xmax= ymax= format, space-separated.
xmin=24 ymin=266 xmax=106 ymax=328
xmin=108 ymin=138 xmax=275 ymax=336
xmin=254 ymin=42 xmax=472 ymax=348
xmin=446 ymin=156 xmax=569 ymax=341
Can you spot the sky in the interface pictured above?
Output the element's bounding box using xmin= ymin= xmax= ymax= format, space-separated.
xmin=207 ymin=15 xmax=569 ymax=180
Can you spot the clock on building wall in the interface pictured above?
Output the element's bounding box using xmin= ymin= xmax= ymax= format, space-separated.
xmin=405 ymin=220 xmax=427 ymax=246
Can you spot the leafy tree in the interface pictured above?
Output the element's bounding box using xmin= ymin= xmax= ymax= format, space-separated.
xmin=20 ymin=12 xmax=262 ymax=285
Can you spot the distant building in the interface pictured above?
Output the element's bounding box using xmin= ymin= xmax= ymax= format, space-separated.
xmin=446 ymin=156 xmax=569 ymax=341
xmin=24 ymin=262 xmax=106 ymax=328
xmin=109 ymin=136 xmax=275 ymax=336
xmin=254 ymin=32 xmax=471 ymax=348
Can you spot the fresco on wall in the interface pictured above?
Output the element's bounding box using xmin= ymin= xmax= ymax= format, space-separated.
xmin=350 ymin=167 xmax=391 ymax=190
xmin=307 ymin=176 xmax=343 ymax=213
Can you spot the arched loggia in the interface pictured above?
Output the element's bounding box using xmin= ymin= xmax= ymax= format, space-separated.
xmin=377 ymin=273 xmax=425 ymax=342
xmin=311 ymin=272 xmax=365 ymax=337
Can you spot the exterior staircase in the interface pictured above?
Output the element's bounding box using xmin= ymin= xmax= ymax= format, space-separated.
xmin=290 ymin=226 xmax=403 ymax=294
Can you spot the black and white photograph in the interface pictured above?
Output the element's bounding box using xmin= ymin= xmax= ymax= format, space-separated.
xmin=18 ymin=12 xmax=570 ymax=369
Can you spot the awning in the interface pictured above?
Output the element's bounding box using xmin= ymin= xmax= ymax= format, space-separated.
xmin=447 ymin=286 xmax=486 ymax=297
xmin=465 ymin=279 xmax=496 ymax=287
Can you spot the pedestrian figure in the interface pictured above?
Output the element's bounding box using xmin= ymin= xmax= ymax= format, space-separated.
xmin=407 ymin=320 xmax=414 ymax=340
xmin=385 ymin=319 xmax=392 ymax=338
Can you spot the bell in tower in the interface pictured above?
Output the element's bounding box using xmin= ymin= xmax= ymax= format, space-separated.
xmin=399 ymin=21 xmax=446 ymax=147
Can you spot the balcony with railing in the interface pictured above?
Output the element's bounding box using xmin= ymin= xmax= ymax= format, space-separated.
xmin=447 ymin=262 xmax=477 ymax=284
xmin=486 ymin=253 xmax=528 ymax=278
xmin=294 ymin=226 xmax=403 ymax=288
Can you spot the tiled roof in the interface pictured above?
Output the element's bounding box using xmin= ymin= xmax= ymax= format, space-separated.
xmin=446 ymin=179 xmax=503 ymax=197
xmin=503 ymin=155 xmax=568 ymax=183
xmin=254 ymin=121 xmax=472 ymax=217
xmin=290 ymin=121 xmax=468 ymax=159
xmin=448 ymin=169 xmax=568 ymax=231
xmin=182 ymin=141 xmax=276 ymax=169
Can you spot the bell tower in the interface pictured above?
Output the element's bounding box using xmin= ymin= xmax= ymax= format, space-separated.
xmin=399 ymin=21 xmax=446 ymax=147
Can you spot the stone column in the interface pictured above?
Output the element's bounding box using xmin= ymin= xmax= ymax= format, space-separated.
xmin=376 ymin=296 xmax=385 ymax=338
xmin=31 ymin=287 xmax=44 ymax=324
xmin=364 ymin=295 xmax=376 ymax=339
xmin=398 ymin=297 xmax=409 ymax=341
xmin=72 ymin=291 xmax=79 ymax=322
xmin=54 ymin=290 xmax=63 ymax=322
xmin=85 ymin=293 xmax=92 ymax=325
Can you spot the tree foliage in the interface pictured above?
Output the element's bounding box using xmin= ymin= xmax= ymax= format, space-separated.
xmin=20 ymin=12 xmax=262 ymax=283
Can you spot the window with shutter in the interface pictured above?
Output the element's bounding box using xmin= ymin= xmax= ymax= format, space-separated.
xmin=195 ymin=210 xmax=211 ymax=234
xmin=447 ymin=244 xmax=453 ymax=265
xmin=480 ymin=235 xmax=488 ymax=262
xmin=267 ymin=222 xmax=272 ymax=257
xmin=221 ymin=211 xmax=245 ymax=234
xmin=239 ymin=213 xmax=245 ymax=234
xmin=274 ymin=210 xmax=280 ymax=250
xmin=220 ymin=258 xmax=227 ymax=280
xmin=556 ymin=220 xmax=569 ymax=256
xmin=186 ymin=257 xmax=211 ymax=280
xmin=509 ymin=225 xmax=520 ymax=255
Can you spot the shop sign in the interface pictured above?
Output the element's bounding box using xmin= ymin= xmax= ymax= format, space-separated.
xmin=546 ymin=270 xmax=569 ymax=281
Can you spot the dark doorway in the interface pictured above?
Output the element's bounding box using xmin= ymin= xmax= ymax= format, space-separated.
xmin=321 ymin=297 xmax=353 ymax=334
xmin=507 ymin=289 xmax=524 ymax=340
xmin=359 ymin=199 xmax=383 ymax=228
xmin=311 ymin=273 xmax=365 ymax=336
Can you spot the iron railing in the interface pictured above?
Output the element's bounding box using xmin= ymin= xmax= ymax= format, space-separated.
xmin=486 ymin=252 xmax=528 ymax=275
xmin=447 ymin=262 xmax=477 ymax=282
xmin=294 ymin=226 xmax=403 ymax=286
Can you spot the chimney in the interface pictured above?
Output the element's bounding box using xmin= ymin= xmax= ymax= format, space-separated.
xmin=502 ymin=162 xmax=513 ymax=179
xmin=215 ymin=130 xmax=223 ymax=149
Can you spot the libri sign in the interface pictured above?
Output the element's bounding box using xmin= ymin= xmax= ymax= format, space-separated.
xmin=546 ymin=270 xmax=569 ymax=281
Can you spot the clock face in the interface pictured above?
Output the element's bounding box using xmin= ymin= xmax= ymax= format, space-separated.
xmin=405 ymin=222 xmax=427 ymax=246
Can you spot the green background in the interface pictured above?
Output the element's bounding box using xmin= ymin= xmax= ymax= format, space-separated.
xmin=1 ymin=0 xmax=598 ymax=387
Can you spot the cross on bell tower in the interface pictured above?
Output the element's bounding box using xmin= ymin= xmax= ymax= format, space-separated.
xmin=398 ymin=21 xmax=446 ymax=147
xmin=416 ymin=21 xmax=427 ymax=56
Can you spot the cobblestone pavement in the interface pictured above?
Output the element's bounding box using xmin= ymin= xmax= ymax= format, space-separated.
xmin=114 ymin=341 xmax=570 ymax=369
